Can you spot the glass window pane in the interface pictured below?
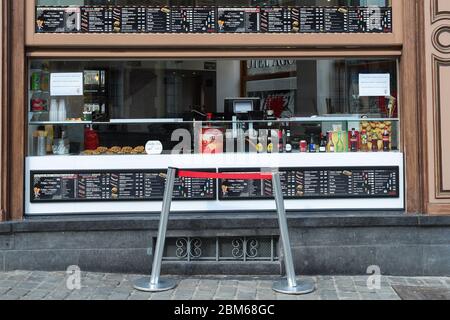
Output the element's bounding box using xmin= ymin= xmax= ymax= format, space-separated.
xmin=28 ymin=58 xmax=399 ymax=156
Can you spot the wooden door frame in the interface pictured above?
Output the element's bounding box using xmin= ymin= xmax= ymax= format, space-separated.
xmin=400 ymin=0 xmax=426 ymax=214
xmin=0 ymin=0 xmax=8 ymax=221
xmin=2 ymin=0 xmax=429 ymax=220
xmin=3 ymin=0 xmax=26 ymax=221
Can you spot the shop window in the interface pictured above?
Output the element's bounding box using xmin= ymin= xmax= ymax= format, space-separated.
xmin=27 ymin=58 xmax=399 ymax=156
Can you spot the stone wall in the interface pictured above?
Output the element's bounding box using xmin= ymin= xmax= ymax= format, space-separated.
xmin=1 ymin=213 xmax=449 ymax=276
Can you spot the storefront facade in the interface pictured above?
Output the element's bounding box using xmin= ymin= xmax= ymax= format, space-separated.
xmin=0 ymin=0 xmax=450 ymax=275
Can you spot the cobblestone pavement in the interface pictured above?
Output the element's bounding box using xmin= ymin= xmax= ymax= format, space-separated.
xmin=0 ymin=271 xmax=449 ymax=300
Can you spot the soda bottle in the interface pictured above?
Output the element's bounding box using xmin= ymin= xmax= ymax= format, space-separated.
xmin=319 ymin=133 xmax=327 ymax=153
xmin=382 ymin=129 xmax=390 ymax=152
xmin=309 ymin=134 xmax=316 ymax=153
xmin=328 ymin=132 xmax=335 ymax=153
xmin=360 ymin=130 xmax=368 ymax=152
xmin=267 ymin=130 xmax=274 ymax=154
xmin=371 ymin=132 xmax=379 ymax=152
xmin=350 ymin=128 xmax=358 ymax=152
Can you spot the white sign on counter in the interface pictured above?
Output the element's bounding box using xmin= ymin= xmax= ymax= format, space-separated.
xmin=359 ymin=73 xmax=390 ymax=97
xmin=50 ymin=72 xmax=83 ymax=96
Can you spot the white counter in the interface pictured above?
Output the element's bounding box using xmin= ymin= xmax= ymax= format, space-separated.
xmin=25 ymin=152 xmax=405 ymax=215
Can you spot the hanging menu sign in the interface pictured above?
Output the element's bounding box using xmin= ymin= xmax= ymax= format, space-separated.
xmin=217 ymin=7 xmax=260 ymax=33
xmin=260 ymin=7 xmax=299 ymax=33
xmin=147 ymin=7 xmax=171 ymax=33
xmin=119 ymin=6 xmax=147 ymax=33
xmin=299 ymin=7 xmax=324 ymax=33
xmin=171 ymin=7 xmax=193 ymax=33
xmin=31 ymin=170 xmax=216 ymax=202
xmin=323 ymin=7 xmax=348 ymax=33
xmin=192 ymin=7 xmax=216 ymax=33
xmin=38 ymin=5 xmax=392 ymax=34
xmin=348 ymin=7 xmax=365 ymax=33
xmin=81 ymin=6 xmax=113 ymax=33
xmin=36 ymin=7 xmax=66 ymax=33
xmin=218 ymin=167 xmax=399 ymax=200
xmin=364 ymin=6 xmax=392 ymax=33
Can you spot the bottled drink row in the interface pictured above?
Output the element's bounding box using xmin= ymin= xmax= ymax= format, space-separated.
xmin=249 ymin=125 xmax=392 ymax=154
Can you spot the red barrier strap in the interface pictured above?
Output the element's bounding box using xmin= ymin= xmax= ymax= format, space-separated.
xmin=177 ymin=170 xmax=273 ymax=180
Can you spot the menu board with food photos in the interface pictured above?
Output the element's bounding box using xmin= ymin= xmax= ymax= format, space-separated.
xmin=299 ymin=7 xmax=323 ymax=33
xmin=347 ymin=7 xmax=365 ymax=33
xmin=36 ymin=7 xmax=81 ymax=33
xmin=119 ymin=6 xmax=147 ymax=33
xmin=347 ymin=7 xmax=393 ymax=33
xmin=171 ymin=7 xmax=193 ymax=33
xmin=364 ymin=6 xmax=392 ymax=33
xmin=218 ymin=167 xmax=399 ymax=200
xmin=323 ymin=7 xmax=348 ymax=33
xmin=37 ymin=5 xmax=392 ymax=34
xmin=217 ymin=7 xmax=260 ymax=33
xmin=260 ymin=7 xmax=300 ymax=33
xmin=31 ymin=170 xmax=216 ymax=202
xmin=81 ymin=6 xmax=113 ymax=33
xmin=192 ymin=7 xmax=216 ymax=33
xmin=147 ymin=7 xmax=171 ymax=33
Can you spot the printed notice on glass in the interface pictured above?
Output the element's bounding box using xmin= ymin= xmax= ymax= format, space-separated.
xmin=358 ymin=73 xmax=390 ymax=97
xmin=50 ymin=73 xmax=84 ymax=96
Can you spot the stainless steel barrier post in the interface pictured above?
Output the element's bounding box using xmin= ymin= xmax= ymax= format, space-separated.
xmin=134 ymin=167 xmax=178 ymax=292
xmin=272 ymin=172 xmax=316 ymax=295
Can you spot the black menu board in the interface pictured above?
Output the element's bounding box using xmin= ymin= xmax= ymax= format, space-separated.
xmin=119 ymin=6 xmax=147 ymax=33
xmin=218 ymin=168 xmax=266 ymax=200
xmin=174 ymin=173 xmax=216 ymax=199
xmin=348 ymin=7 xmax=392 ymax=33
xmin=38 ymin=5 xmax=392 ymax=34
xmin=192 ymin=7 xmax=216 ymax=33
xmin=36 ymin=7 xmax=66 ymax=33
xmin=323 ymin=7 xmax=348 ymax=33
xmin=78 ymin=173 xmax=106 ymax=199
xmin=31 ymin=170 xmax=216 ymax=202
xmin=147 ymin=7 xmax=171 ymax=33
xmin=81 ymin=6 xmax=113 ymax=33
xmin=171 ymin=7 xmax=193 ymax=33
xmin=32 ymin=173 xmax=77 ymax=201
xmin=299 ymin=7 xmax=324 ymax=33
xmin=260 ymin=7 xmax=298 ymax=33
xmin=364 ymin=7 xmax=392 ymax=33
xmin=347 ymin=7 xmax=365 ymax=33
xmin=219 ymin=167 xmax=399 ymax=200
xmin=217 ymin=7 xmax=260 ymax=33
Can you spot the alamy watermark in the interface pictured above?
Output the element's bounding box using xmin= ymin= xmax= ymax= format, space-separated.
xmin=366 ymin=265 xmax=382 ymax=290
xmin=66 ymin=265 xmax=82 ymax=290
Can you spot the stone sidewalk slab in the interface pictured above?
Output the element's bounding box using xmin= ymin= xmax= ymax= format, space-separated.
xmin=0 ymin=271 xmax=448 ymax=300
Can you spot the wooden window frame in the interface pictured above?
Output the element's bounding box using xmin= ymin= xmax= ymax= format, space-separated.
xmin=2 ymin=0 xmax=428 ymax=220
xmin=26 ymin=0 xmax=403 ymax=49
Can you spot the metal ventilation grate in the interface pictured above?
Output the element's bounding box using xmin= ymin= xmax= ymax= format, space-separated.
xmin=162 ymin=236 xmax=278 ymax=262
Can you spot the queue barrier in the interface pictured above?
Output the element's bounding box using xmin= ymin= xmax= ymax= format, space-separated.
xmin=133 ymin=168 xmax=316 ymax=295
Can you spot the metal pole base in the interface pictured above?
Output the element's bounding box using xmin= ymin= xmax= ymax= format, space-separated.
xmin=272 ymin=278 xmax=316 ymax=295
xmin=133 ymin=277 xmax=177 ymax=293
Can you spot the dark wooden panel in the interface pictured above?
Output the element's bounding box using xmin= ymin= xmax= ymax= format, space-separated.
xmin=1 ymin=0 xmax=10 ymax=222
xmin=8 ymin=0 xmax=25 ymax=221
xmin=401 ymin=0 xmax=425 ymax=214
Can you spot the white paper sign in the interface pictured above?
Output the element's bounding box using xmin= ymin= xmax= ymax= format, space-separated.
xmin=358 ymin=74 xmax=391 ymax=97
xmin=145 ymin=141 xmax=163 ymax=155
xmin=50 ymin=72 xmax=83 ymax=96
